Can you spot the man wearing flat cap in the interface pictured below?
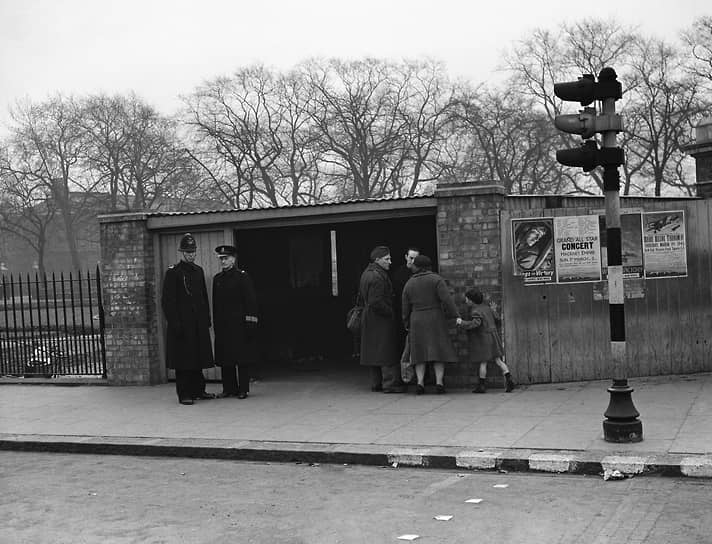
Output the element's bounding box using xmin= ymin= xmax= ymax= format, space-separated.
xmin=357 ymin=245 xmax=404 ymax=393
xmin=161 ymin=233 xmax=215 ymax=405
xmin=212 ymin=244 xmax=259 ymax=399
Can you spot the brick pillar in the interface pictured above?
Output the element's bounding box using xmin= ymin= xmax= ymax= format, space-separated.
xmin=684 ymin=117 xmax=712 ymax=198
xmin=99 ymin=213 xmax=161 ymax=385
xmin=435 ymin=183 xmax=506 ymax=387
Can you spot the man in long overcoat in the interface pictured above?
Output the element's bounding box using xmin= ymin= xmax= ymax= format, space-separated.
xmin=161 ymin=233 xmax=215 ymax=405
xmin=358 ymin=246 xmax=404 ymax=393
xmin=212 ymin=245 xmax=259 ymax=399
xmin=402 ymin=255 xmax=459 ymax=394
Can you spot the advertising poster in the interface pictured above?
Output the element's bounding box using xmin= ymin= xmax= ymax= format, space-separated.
xmin=511 ymin=218 xmax=555 ymax=284
xmin=598 ymin=213 xmax=644 ymax=279
xmin=554 ymin=215 xmax=602 ymax=283
xmin=642 ymin=211 xmax=688 ymax=278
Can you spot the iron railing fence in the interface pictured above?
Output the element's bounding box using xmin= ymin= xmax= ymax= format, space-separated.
xmin=0 ymin=267 xmax=106 ymax=377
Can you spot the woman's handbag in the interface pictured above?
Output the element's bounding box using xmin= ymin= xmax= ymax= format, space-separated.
xmin=346 ymin=294 xmax=364 ymax=335
xmin=346 ymin=305 xmax=363 ymax=335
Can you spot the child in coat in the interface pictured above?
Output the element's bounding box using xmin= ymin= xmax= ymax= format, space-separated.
xmin=457 ymin=289 xmax=516 ymax=393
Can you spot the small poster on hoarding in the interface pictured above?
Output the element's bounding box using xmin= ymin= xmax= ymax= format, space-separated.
xmin=511 ymin=218 xmax=555 ymax=284
xmin=642 ymin=211 xmax=687 ymax=278
xmin=554 ymin=215 xmax=602 ymax=283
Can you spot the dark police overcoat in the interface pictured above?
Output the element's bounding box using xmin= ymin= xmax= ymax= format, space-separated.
xmin=212 ymin=266 xmax=259 ymax=367
xmin=358 ymin=263 xmax=398 ymax=367
xmin=402 ymin=270 xmax=459 ymax=364
xmin=161 ymin=261 xmax=214 ymax=370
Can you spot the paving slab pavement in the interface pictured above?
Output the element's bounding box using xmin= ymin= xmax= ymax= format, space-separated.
xmin=1 ymin=366 xmax=711 ymax=478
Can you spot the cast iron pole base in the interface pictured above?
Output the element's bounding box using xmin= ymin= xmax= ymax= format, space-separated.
xmin=603 ymin=378 xmax=643 ymax=443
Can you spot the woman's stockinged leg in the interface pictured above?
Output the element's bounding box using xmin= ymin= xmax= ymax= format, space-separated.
xmin=415 ymin=363 xmax=426 ymax=386
xmin=434 ymin=362 xmax=445 ymax=385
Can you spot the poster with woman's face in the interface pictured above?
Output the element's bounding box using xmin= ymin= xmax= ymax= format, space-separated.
xmin=511 ymin=218 xmax=555 ymax=284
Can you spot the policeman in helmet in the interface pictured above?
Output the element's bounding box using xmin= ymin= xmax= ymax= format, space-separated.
xmin=161 ymin=233 xmax=215 ymax=405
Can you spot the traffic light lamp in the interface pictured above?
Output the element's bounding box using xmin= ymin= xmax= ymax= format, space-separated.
xmin=556 ymin=140 xmax=598 ymax=172
xmin=553 ymin=68 xmax=624 ymax=172
xmin=553 ymin=73 xmax=622 ymax=105
xmin=556 ymin=142 xmax=625 ymax=172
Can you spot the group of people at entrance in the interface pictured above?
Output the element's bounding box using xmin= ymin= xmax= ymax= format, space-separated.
xmin=358 ymin=245 xmax=516 ymax=394
xmin=161 ymin=233 xmax=258 ymax=405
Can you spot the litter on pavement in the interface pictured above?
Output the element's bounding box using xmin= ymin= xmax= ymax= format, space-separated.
xmin=465 ymin=498 xmax=483 ymax=504
xmin=434 ymin=515 xmax=453 ymax=521
xmin=397 ymin=534 xmax=419 ymax=541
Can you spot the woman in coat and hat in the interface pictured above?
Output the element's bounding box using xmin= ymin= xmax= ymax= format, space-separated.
xmin=401 ymin=255 xmax=459 ymax=394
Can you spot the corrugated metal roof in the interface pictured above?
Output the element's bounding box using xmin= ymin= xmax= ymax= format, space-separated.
xmin=147 ymin=194 xmax=435 ymax=217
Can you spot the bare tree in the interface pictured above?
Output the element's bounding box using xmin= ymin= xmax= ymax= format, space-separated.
xmin=303 ymin=58 xmax=412 ymax=199
xmin=682 ymin=16 xmax=712 ymax=85
xmin=453 ymin=86 xmax=571 ymax=193
xmin=272 ymin=70 xmax=332 ymax=204
xmin=0 ymin=155 xmax=57 ymax=274
xmin=182 ymin=66 xmax=286 ymax=208
xmin=396 ymin=60 xmax=459 ymax=196
xmin=80 ymin=94 xmax=127 ymax=210
xmin=1 ymin=96 xmax=96 ymax=270
xmin=82 ymin=93 xmax=196 ymax=211
xmin=623 ymin=36 xmax=709 ymax=195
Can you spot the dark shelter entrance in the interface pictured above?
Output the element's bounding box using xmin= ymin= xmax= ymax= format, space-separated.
xmin=236 ymin=215 xmax=437 ymax=369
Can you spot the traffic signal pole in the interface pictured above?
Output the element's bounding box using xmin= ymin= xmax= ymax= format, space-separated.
xmin=599 ymin=68 xmax=642 ymax=443
xmin=553 ymin=67 xmax=642 ymax=443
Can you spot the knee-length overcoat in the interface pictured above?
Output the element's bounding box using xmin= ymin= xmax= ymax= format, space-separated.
xmin=460 ymin=303 xmax=504 ymax=363
xmin=358 ymin=263 xmax=398 ymax=367
xmin=402 ymin=271 xmax=459 ymax=364
xmin=161 ymin=261 xmax=214 ymax=370
xmin=212 ymin=266 xmax=260 ymax=367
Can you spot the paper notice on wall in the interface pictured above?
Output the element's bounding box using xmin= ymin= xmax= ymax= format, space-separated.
xmin=553 ymin=215 xmax=602 ymax=283
xmin=511 ymin=218 xmax=555 ymax=284
xmin=642 ymin=211 xmax=688 ymax=278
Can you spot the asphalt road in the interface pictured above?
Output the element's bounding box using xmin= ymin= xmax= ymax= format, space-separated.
xmin=2 ymin=452 xmax=711 ymax=544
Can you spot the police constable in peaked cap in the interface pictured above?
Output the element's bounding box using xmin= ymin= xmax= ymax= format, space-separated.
xmin=212 ymin=244 xmax=260 ymax=399
xmin=161 ymin=233 xmax=215 ymax=405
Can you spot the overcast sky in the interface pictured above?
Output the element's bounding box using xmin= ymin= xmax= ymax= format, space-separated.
xmin=0 ymin=0 xmax=708 ymax=127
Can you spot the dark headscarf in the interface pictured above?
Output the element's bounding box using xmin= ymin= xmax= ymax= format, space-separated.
xmin=412 ymin=255 xmax=432 ymax=271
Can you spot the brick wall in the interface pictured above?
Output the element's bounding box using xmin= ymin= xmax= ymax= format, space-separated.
xmin=99 ymin=213 xmax=161 ymax=385
xmin=435 ymin=183 xmax=506 ymax=388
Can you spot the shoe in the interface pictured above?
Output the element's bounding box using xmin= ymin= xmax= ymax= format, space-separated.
xmin=383 ymin=387 xmax=405 ymax=393
xmin=505 ymin=373 xmax=517 ymax=393
xmin=178 ymin=398 xmax=194 ymax=405
xmin=472 ymin=379 xmax=486 ymax=394
xmin=237 ymin=392 xmax=248 ymax=399
xmin=415 ymin=385 xmax=425 ymax=395
xmin=217 ymin=392 xmax=238 ymax=398
xmin=435 ymin=384 xmax=446 ymax=395
xmin=371 ymin=385 xmax=383 ymax=392
xmin=194 ymin=392 xmax=216 ymax=400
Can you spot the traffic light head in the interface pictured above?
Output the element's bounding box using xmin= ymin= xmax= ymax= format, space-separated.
xmin=556 ymin=140 xmax=599 ymax=172
xmin=554 ymin=107 xmax=597 ymax=139
xmin=554 ymin=69 xmax=622 ymax=106
xmin=554 ymin=74 xmax=596 ymax=106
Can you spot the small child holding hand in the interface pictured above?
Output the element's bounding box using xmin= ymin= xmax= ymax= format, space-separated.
xmin=457 ymin=289 xmax=516 ymax=393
